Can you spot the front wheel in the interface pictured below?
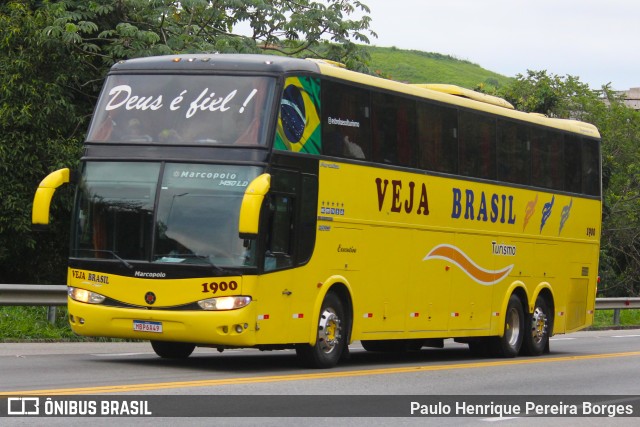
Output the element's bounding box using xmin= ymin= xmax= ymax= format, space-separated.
xmin=491 ymin=294 xmax=524 ymax=358
xmin=521 ymin=296 xmax=551 ymax=356
xmin=296 ymin=292 xmax=348 ymax=368
xmin=151 ymin=341 xmax=195 ymax=359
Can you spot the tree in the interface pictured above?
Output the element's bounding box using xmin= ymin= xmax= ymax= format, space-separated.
xmin=0 ymin=1 xmax=84 ymax=283
xmin=593 ymin=92 xmax=640 ymax=297
xmin=0 ymin=0 xmax=375 ymax=284
xmin=501 ymin=70 xmax=640 ymax=297
xmin=41 ymin=0 xmax=375 ymax=68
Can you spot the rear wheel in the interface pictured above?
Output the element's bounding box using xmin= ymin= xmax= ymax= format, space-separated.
xmin=522 ymin=296 xmax=551 ymax=356
xmin=296 ymin=292 xmax=348 ymax=368
xmin=151 ymin=341 xmax=195 ymax=359
xmin=491 ymin=294 xmax=524 ymax=358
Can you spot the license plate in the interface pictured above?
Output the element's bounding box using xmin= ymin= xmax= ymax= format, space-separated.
xmin=133 ymin=320 xmax=163 ymax=333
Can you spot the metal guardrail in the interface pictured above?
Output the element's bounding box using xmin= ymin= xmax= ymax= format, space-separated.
xmin=1 ymin=285 xmax=639 ymax=325
xmin=0 ymin=284 xmax=68 ymax=306
xmin=595 ymin=297 xmax=640 ymax=325
xmin=594 ymin=297 xmax=640 ymax=310
xmin=0 ymin=284 xmax=68 ymax=325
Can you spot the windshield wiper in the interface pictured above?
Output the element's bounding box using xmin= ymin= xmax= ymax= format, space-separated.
xmin=155 ymin=253 xmax=227 ymax=273
xmin=154 ymin=253 xmax=244 ymax=276
xmin=90 ymin=250 xmax=134 ymax=269
xmin=189 ymin=254 xmax=243 ymax=276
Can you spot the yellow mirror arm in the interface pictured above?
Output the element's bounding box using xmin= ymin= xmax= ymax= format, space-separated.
xmin=238 ymin=173 xmax=271 ymax=237
xmin=32 ymin=168 xmax=71 ymax=226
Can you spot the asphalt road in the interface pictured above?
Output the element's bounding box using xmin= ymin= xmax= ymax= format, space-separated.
xmin=1 ymin=328 xmax=639 ymax=425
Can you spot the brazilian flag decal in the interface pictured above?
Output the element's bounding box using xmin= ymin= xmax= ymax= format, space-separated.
xmin=274 ymin=76 xmax=321 ymax=154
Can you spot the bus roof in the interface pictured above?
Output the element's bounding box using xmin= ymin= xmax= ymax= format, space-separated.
xmin=110 ymin=54 xmax=600 ymax=139
xmin=110 ymin=53 xmax=321 ymax=74
xmin=414 ymin=84 xmax=516 ymax=110
xmin=314 ymin=61 xmax=601 ymax=139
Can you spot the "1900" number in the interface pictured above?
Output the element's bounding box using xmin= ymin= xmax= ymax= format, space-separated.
xmin=201 ymin=281 xmax=238 ymax=294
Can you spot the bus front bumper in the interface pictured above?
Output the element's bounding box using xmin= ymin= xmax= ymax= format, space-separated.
xmin=67 ymin=298 xmax=257 ymax=347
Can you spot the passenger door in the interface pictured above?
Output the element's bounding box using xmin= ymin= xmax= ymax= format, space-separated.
xmin=253 ymin=168 xmax=318 ymax=344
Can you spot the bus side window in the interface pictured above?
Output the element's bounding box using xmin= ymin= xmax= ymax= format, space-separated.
xmin=531 ymin=128 xmax=563 ymax=190
xmin=298 ymin=174 xmax=318 ymax=264
xmin=497 ymin=120 xmax=531 ymax=185
xmin=458 ymin=110 xmax=496 ymax=180
xmin=582 ymin=139 xmax=600 ymax=196
xmin=564 ymin=135 xmax=582 ymax=193
xmin=321 ymin=79 xmax=371 ymax=160
xmin=264 ymin=194 xmax=294 ymax=271
xmin=372 ymin=93 xmax=416 ymax=167
xmin=417 ymin=102 xmax=458 ymax=174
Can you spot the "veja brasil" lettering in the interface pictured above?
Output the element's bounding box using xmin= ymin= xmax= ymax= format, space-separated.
xmin=451 ymin=188 xmax=516 ymax=224
xmin=375 ymin=178 xmax=429 ymax=215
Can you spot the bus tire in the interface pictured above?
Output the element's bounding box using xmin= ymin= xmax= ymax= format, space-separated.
xmin=151 ymin=341 xmax=195 ymax=359
xmin=491 ymin=294 xmax=524 ymax=358
xmin=296 ymin=292 xmax=347 ymax=369
xmin=521 ymin=295 xmax=551 ymax=356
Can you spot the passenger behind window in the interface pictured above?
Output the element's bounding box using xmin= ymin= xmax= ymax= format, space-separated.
xmin=343 ymin=133 xmax=365 ymax=159
xmin=158 ymin=128 xmax=181 ymax=143
xmin=324 ymin=127 xmax=366 ymax=159
xmin=120 ymin=118 xmax=152 ymax=142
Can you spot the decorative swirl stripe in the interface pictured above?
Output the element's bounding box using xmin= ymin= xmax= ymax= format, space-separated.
xmin=423 ymin=244 xmax=514 ymax=285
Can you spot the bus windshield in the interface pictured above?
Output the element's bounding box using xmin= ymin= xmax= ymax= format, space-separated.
xmin=86 ymin=74 xmax=275 ymax=145
xmin=71 ymin=162 xmax=262 ymax=268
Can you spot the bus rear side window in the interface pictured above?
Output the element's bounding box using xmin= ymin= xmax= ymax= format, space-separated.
xmin=582 ymin=139 xmax=600 ymax=196
xmin=564 ymin=135 xmax=582 ymax=193
xmin=531 ymin=128 xmax=563 ymax=190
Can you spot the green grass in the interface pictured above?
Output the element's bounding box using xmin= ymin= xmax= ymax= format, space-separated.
xmin=365 ymin=46 xmax=513 ymax=89
xmin=0 ymin=306 xmax=128 ymax=342
xmin=592 ymin=309 xmax=640 ymax=329
xmin=0 ymin=306 xmax=79 ymax=341
xmin=1 ymin=306 xmax=638 ymax=341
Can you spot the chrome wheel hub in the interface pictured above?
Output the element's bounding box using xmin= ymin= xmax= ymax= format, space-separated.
xmin=318 ymin=308 xmax=342 ymax=354
xmin=530 ymin=306 xmax=548 ymax=344
xmin=505 ymin=307 xmax=521 ymax=347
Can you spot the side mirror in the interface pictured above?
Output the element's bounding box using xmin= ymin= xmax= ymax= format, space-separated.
xmin=238 ymin=173 xmax=271 ymax=239
xmin=32 ymin=168 xmax=71 ymax=229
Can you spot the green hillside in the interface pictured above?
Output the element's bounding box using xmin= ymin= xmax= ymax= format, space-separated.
xmin=365 ymin=46 xmax=512 ymax=90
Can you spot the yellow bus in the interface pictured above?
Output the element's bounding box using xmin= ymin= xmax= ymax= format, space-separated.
xmin=33 ymin=54 xmax=601 ymax=368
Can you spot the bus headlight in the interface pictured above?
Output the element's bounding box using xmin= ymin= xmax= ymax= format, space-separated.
xmin=197 ymin=296 xmax=251 ymax=311
xmin=68 ymin=287 xmax=106 ymax=304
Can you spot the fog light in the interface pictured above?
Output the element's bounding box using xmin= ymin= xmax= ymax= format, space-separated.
xmin=235 ymin=324 xmax=243 ymax=333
